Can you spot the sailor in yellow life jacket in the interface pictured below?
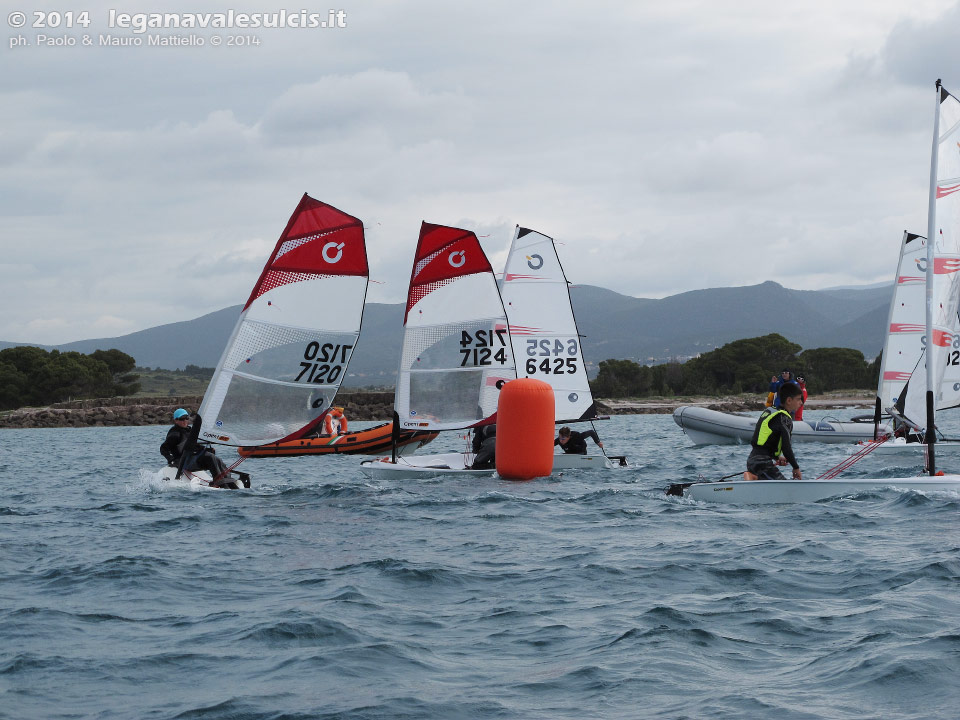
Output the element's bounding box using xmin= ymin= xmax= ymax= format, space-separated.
xmin=746 ymin=383 xmax=804 ymax=481
xmin=324 ymin=407 xmax=348 ymax=435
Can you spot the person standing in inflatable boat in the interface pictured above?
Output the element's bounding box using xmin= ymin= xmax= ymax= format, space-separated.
xmin=323 ymin=406 xmax=348 ymax=435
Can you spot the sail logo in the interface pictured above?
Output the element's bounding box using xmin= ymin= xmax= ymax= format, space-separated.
xmin=937 ymin=183 xmax=960 ymax=199
xmin=915 ymin=257 xmax=960 ymax=274
xmin=322 ymin=241 xmax=345 ymax=263
xmin=890 ymin=323 xmax=925 ymax=333
xmin=933 ymin=329 xmax=953 ymax=347
xmin=448 ymin=251 xmax=466 ymax=268
xmin=526 ymin=254 xmax=544 ymax=270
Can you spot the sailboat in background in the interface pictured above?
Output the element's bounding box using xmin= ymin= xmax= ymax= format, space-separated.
xmin=359 ymin=222 xmax=517 ymax=478
xmin=500 ymin=226 xmax=624 ymax=468
xmin=161 ymin=193 xmax=369 ymax=487
xmin=675 ymin=80 xmax=960 ymax=503
xmin=861 ymin=230 xmax=960 ymax=454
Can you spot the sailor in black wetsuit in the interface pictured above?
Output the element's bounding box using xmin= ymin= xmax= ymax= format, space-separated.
xmin=555 ymin=426 xmax=604 ymax=454
xmin=470 ymin=425 xmax=497 ymax=470
xmin=160 ymin=408 xmax=229 ymax=482
xmin=746 ymin=383 xmax=804 ymax=480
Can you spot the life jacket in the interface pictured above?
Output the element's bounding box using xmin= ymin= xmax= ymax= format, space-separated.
xmin=751 ymin=408 xmax=791 ymax=456
xmin=324 ymin=410 xmax=347 ymax=435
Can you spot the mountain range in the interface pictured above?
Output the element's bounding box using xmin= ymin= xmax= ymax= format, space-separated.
xmin=1 ymin=281 xmax=893 ymax=387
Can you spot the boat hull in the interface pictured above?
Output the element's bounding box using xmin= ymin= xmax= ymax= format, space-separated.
xmin=673 ymin=406 xmax=889 ymax=446
xmin=358 ymin=452 xmax=496 ymax=479
xmin=684 ymin=476 xmax=960 ymax=504
xmin=551 ymin=453 xmax=613 ymax=470
xmin=238 ymin=423 xmax=438 ymax=457
xmin=158 ymin=465 xmax=249 ymax=489
xmin=358 ymin=450 xmax=615 ymax=478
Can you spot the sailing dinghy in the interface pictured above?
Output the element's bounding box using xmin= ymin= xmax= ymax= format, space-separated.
xmin=359 ymin=222 xmax=516 ymax=479
xmin=161 ymin=194 xmax=368 ymax=488
xmin=672 ymin=81 xmax=960 ymax=503
xmin=500 ymin=226 xmax=624 ymax=469
xmin=853 ymin=230 xmax=960 ymax=455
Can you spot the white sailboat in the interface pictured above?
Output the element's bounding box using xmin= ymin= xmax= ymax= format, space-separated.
xmin=359 ymin=222 xmax=516 ymax=479
xmin=161 ymin=194 xmax=369 ymax=488
xmin=500 ymin=226 xmax=622 ymax=469
xmin=859 ymin=230 xmax=960 ymax=455
xmin=676 ymin=80 xmax=960 ymax=503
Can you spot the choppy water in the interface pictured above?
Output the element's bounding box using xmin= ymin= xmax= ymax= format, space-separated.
xmin=2 ymin=412 xmax=959 ymax=719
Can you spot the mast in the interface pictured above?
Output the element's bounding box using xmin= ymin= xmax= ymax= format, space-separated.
xmin=924 ymin=79 xmax=943 ymax=474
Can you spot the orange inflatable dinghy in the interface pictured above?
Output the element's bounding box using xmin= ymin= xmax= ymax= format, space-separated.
xmin=238 ymin=422 xmax=438 ymax=458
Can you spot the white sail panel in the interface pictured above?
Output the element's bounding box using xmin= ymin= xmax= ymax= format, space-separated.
xmin=902 ymin=86 xmax=960 ymax=428
xmin=879 ymin=232 xmax=926 ymax=410
xmin=501 ymin=227 xmax=596 ymax=421
xmin=396 ymin=223 xmax=516 ymax=432
xmin=198 ymin=195 xmax=368 ymax=447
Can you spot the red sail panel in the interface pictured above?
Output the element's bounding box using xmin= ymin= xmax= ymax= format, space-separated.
xmin=244 ymin=194 xmax=368 ymax=310
xmin=404 ymin=222 xmax=492 ymax=321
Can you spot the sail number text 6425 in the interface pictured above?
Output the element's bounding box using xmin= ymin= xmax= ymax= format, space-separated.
xmin=525 ymin=338 xmax=579 ymax=375
xmin=459 ymin=329 xmax=508 ymax=367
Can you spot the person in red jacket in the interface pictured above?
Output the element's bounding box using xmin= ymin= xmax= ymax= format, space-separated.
xmin=795 ymin=376 xmax=808 ymax=421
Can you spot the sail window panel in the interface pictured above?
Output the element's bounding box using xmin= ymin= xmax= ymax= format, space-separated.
xmin=245 ymin=275 xmax=366 ymax=332
xmin=407 ymin=274 xmax=506 ymax=327
xmin=400 ymin=320 xmax=512 ymax=372
xmin=211 ymin=373 xmax=329 ymax=445
xmin=223 ymin=320 xmax=358 ymax=382
xmin=406 ymin=368 xmax=486 ymax=425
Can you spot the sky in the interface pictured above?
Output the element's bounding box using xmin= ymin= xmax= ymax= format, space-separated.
xmin=2 ymin=0 xmax=960 ymax=345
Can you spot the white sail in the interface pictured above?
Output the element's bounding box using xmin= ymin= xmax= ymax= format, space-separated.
xmin=395 ymin=222 xmax=516 ymax=433
xmin=900 ymin=84 xmax=960 ymax=430
xmin=879 ymin=232 xmax=927 ymax=410
xmin=198 ymin=194 xmax=368 ymax=447
xmin=500 ymin=226 xmax=596 ymax=421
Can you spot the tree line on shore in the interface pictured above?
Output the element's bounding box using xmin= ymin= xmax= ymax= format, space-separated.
xmin=589 ymin=334 xmax=880 ymax=398
xmin=0 ymin=334 xmax=878 ymax=411
xmin=0 ymin=347 xmax=140 ymax=411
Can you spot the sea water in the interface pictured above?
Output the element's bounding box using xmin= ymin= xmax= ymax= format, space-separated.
xmin=1 ymin=412 xmax=959 ymax=719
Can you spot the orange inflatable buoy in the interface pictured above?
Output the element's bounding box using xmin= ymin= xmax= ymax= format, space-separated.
xmin=495 ymin=378 xmax=554 ymax=481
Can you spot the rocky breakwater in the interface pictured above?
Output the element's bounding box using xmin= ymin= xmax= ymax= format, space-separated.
xmin=0 ymin=392 xmax=398 ymax=429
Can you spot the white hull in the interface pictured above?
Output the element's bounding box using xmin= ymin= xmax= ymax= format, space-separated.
xmin=852 ymin=438 xmax=960 ymax=455
xmin=158 ymin=465 xmax=249 ymax=489
xmin=358 ymin=450 xmax=614 ymax=478
xmin=684 ymin=476 xmax=960 ymax=504
xmin=551 ymin=453 xmax=613 ymax=470
xmin=160 ymin=465 xmax=214 ymax=487
xmin=673 ymin=406 xmax=889 ymax=446
xmin=358 ymin=452 xmax=495 ymax=479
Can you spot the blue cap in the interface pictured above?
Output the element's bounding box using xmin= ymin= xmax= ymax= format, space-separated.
xmin=173 ymin=408 xmax=189 ymax=420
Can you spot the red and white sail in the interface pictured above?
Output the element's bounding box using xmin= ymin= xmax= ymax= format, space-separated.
xmin=501 ymin=226 xmax=596 ymax=421
xmin=900 ymin=84 xmax=960 ymax=428
xmin=198 ymin=194 xmax=368 ymax=446
xmin=395 ymin=222 xmax=516 ymax=432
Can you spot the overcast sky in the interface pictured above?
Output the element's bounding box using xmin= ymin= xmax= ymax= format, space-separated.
xmin=2 ymin=0 xmax=960 ymax=344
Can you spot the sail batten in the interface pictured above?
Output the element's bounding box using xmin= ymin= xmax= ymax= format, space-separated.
xmin=198 ymin=194 xmax=368 ymax=447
